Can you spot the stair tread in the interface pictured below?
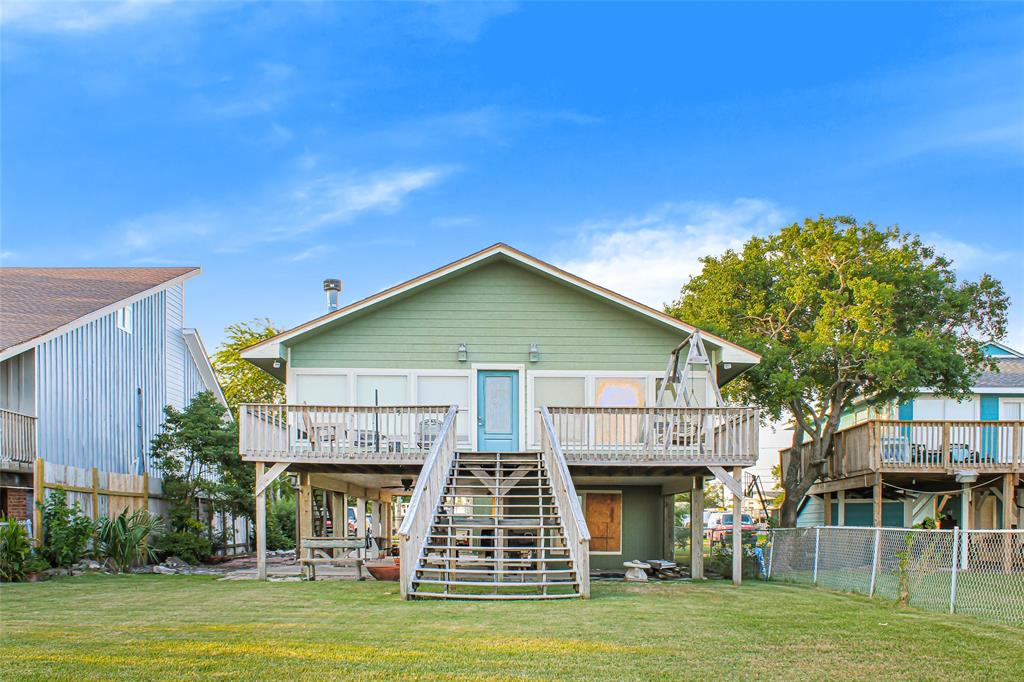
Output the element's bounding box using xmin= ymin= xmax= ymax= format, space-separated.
xmin=409 ymin=592 xmax=579 ymax=600
xmin=413 ymin=578 xmax=576 ymax=587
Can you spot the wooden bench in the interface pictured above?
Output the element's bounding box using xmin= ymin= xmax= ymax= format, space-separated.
xmin=299 ymin=537 xmax=366 ymax=580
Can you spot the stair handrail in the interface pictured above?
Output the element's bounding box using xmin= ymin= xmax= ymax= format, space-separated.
xmin=398 ymin=404 xmax=459 ymax=598
xmin=539 ymin=406 xmax=591 ymax=598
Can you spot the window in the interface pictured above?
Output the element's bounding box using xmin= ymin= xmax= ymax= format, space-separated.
xmin=584 ymin=492 xmax=622 ymax=553
xmin=914 ymin=397 xmax=976 ymax=420
xmin=116 ymin=305 xmax=133 ymax=333
xmin=595 ymin=377 xmax=645 ymax=445
xmin=1002 ymin=399 xmax=1023 ymax=420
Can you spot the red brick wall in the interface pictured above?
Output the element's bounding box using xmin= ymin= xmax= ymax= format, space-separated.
xmin=2 ymin=488 xmax=32 ymax=520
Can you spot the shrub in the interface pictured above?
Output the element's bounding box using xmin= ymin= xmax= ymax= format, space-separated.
xmin=0 ymin=516 xmax=32 ymax=582
xmin=267 ymin=498 xmax=296 ymax=551
xmin=37 ymin=490 xmax=94 ymax=568
xmin=154 ymin=518 xmax=213 ymax=564
xmin=707 ymin=542 xmax=760 ymax=580
xmin=96 ymin=508 xmax=163 ymax=572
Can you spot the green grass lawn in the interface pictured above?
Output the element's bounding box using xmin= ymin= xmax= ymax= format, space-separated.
xmin=2 ymin=575 xmax=1022 ymax=681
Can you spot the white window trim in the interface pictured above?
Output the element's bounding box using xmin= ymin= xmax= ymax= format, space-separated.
xmin=116 ymin=305 xmax=133 ymax=334
xmin=580 ymin=489 xmax=624 ymax=556
xmin=999 ymin=397 xmax=1024 ymax=420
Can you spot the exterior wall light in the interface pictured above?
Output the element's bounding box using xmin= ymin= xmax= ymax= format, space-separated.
xmin=457 ymin=343 xmax=468 ymax=362
xmin=529 ymin=343 xmax=540 ymax=362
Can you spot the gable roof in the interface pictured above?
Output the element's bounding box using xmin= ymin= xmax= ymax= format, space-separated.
xmin=0 ymin=267 xmax=200 ymax=359
xmin=974 ymin=357 xmax=1024 ymax=390
xmin=242 ymin=243 xmax=761 ymax=375
xmin=981 ymin=341 xmax=1024 ymax=359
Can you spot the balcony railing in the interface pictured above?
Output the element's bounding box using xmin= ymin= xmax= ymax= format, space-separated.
xmin=239 ymin=404 xmax=451 ymax=462
xmin=545 ymin=406 xmax=759 ymax=466
xmin=784 ymin=419 xmax=1024 ymax=479
xmin=0 ymin=408 xmax=37 ymax=465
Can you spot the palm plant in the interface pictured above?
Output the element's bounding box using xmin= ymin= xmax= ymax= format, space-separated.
xmin=96 ymin=508 xmax=164 ymax=573
xmin=0 ymin=516 xmax=32 ymax=582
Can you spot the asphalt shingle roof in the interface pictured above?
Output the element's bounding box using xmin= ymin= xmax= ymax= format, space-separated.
xmin=0 ymin=267 xmax=198 ymax=352
xmin=976 ymin=357 xmax=1024 ymax=389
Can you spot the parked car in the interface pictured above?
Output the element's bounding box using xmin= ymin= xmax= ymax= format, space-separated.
xmin=705 ymin=512 xmax=755 ymax=544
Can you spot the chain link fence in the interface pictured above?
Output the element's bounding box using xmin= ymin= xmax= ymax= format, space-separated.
xmin=766 ymin=527 xmax=1024 ymax=626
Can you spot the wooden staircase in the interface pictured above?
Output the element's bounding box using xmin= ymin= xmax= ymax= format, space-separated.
xmin=408 ymin=451 xmax=582 ymax=599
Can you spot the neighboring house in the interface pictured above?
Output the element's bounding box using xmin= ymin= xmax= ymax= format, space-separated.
xmin=0 ymin=267 xmax=229 ymax=540
xmin=239 ymin=243 xmax=761 ymax=598
xmin=790 ymin=342 xmax=1023 ymax=530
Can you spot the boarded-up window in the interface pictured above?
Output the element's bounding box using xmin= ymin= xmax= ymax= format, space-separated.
xmin=585 ymin=492 xmax=622 ymax=553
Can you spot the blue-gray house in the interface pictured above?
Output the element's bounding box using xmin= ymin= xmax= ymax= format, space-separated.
xmin=0 ymin=267 xmax=227 ymax=538
xmin=791 ymin=341 xmax=1023 ymax=530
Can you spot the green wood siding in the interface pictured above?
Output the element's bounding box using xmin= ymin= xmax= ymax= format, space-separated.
xmin=288 ymin=262 xmax=687 ymax=371
xmin=580 ymin=486 xmax=664 ymax=570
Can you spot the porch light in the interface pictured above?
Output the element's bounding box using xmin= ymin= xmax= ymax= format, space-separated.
xmin=529 ymin=343 xmax=540 ymax=362
xmin=457 ymin=343 xmax=468 ymax=362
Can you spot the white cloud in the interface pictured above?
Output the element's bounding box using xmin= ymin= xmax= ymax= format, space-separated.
xmin=93 ymin=166 xmax=450 ymax=260
xmin=557 ymin=199 xmax=787 ymax=308
xmin=416 ymin=1 xmax=518 ymax=43
xmin=0 ymin=0 xmax=176 ymax=33
xmin=287 ymin=244 xmax=332 ymax=263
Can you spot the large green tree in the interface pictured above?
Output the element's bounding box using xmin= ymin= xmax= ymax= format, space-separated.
xmin=669 ymin=216 xmax=1008 ymax=527
xmin=211 ymin=319 xmax=285 ymax=418
xmin=150 ymin=392 xmax=248 ymax=528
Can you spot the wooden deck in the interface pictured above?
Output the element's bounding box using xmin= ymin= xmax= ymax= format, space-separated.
xmin=784 ymin=419 xmax=1024 ymax=481
xmin=239 ymin=404 xmax=760 ymax=467
xmin=0 ymin=408 xmax=36 ymax=470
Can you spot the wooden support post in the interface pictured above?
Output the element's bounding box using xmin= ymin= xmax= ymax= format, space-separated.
xmin=663 ymin=493 xmax=675 ymax=561
xmin=690 ymin=476 xmax=704 ymax=580
xmin=91 ymin=467 xmax=99 ymax=521
xmin=1003 ymin=474 xmax=1018 ymax=530
xmin=872 ymin=476 xmax=883 ymax=528
xmin=142 ymin=470 xmax=149 ymax=514
xmin=732 ymin=466 xmax=742 ymax=586
xmin=356 ymin=497 xmax=367 ymax=555
xmin=823 ymin=492 xmax=833 ymax=526
xmin=32 ymin=457 xmax=44 ymax=545
xmin=255 ymin=462 xmax=267 ymax=581
xmin=297 ymin=473 xmax=313 ymax=577
xmin=837 ymin=490 xmax=846 ymax=526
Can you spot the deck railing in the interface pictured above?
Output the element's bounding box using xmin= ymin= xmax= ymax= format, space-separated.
xmin=239 ymin=403 xmax=451 ymax=462
xmin=785 ymin=419 xmax=1024 ymax=479
xmin=539 ymin=407 xmax=591 ymax=598
xmin=545 ymin=406 xmax=759 ymax=465
xmin=398 ymin=405 xmax=459 ymax=599
xmin=0 ymin=408 xmax=37 ymax=465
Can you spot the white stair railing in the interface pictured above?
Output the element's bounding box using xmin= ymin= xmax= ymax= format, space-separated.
xmin=398 ymin=405 xmax=459 ymax=599
xmin=539 ymin=406 xmax=591 ymax=598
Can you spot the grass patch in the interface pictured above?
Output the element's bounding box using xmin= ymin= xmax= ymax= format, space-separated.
xmin=2 ymin=575 xmax=1022 ymax=680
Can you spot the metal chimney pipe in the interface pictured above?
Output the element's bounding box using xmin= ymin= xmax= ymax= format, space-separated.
xmin=323 ymin=278 xmax=342 ymax=312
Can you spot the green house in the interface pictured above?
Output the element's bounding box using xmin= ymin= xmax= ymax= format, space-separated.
xmin=241 ymin=244 xmax=761 ymax=599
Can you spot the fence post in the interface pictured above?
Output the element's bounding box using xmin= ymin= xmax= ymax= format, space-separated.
xmin=813 ymin=527 xmax=821 ymax=584
xmin=767 ymin=530 xmax=775 ymax=580
xmin=869 ymin=527 xmax=881 ymax=597
xmin=949 ymin=526 xmax=959 ymax=614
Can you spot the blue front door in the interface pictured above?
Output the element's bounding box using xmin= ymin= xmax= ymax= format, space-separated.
xmin=477 ymin=371 xmax=518 ymax=452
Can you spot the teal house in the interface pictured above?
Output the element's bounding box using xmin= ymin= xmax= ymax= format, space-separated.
xmin=240 ymin=244 xmax=761 ymax=599
xmin=793 ymin=341 xmax=1024 ymax=530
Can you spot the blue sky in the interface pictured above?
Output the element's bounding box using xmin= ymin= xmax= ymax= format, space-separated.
xmin=2 ymin=1 xmax=1023 ymax=353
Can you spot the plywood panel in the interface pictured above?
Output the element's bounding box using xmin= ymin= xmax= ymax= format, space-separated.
xmin=585 ymin=492 xmax=622 ymax=553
